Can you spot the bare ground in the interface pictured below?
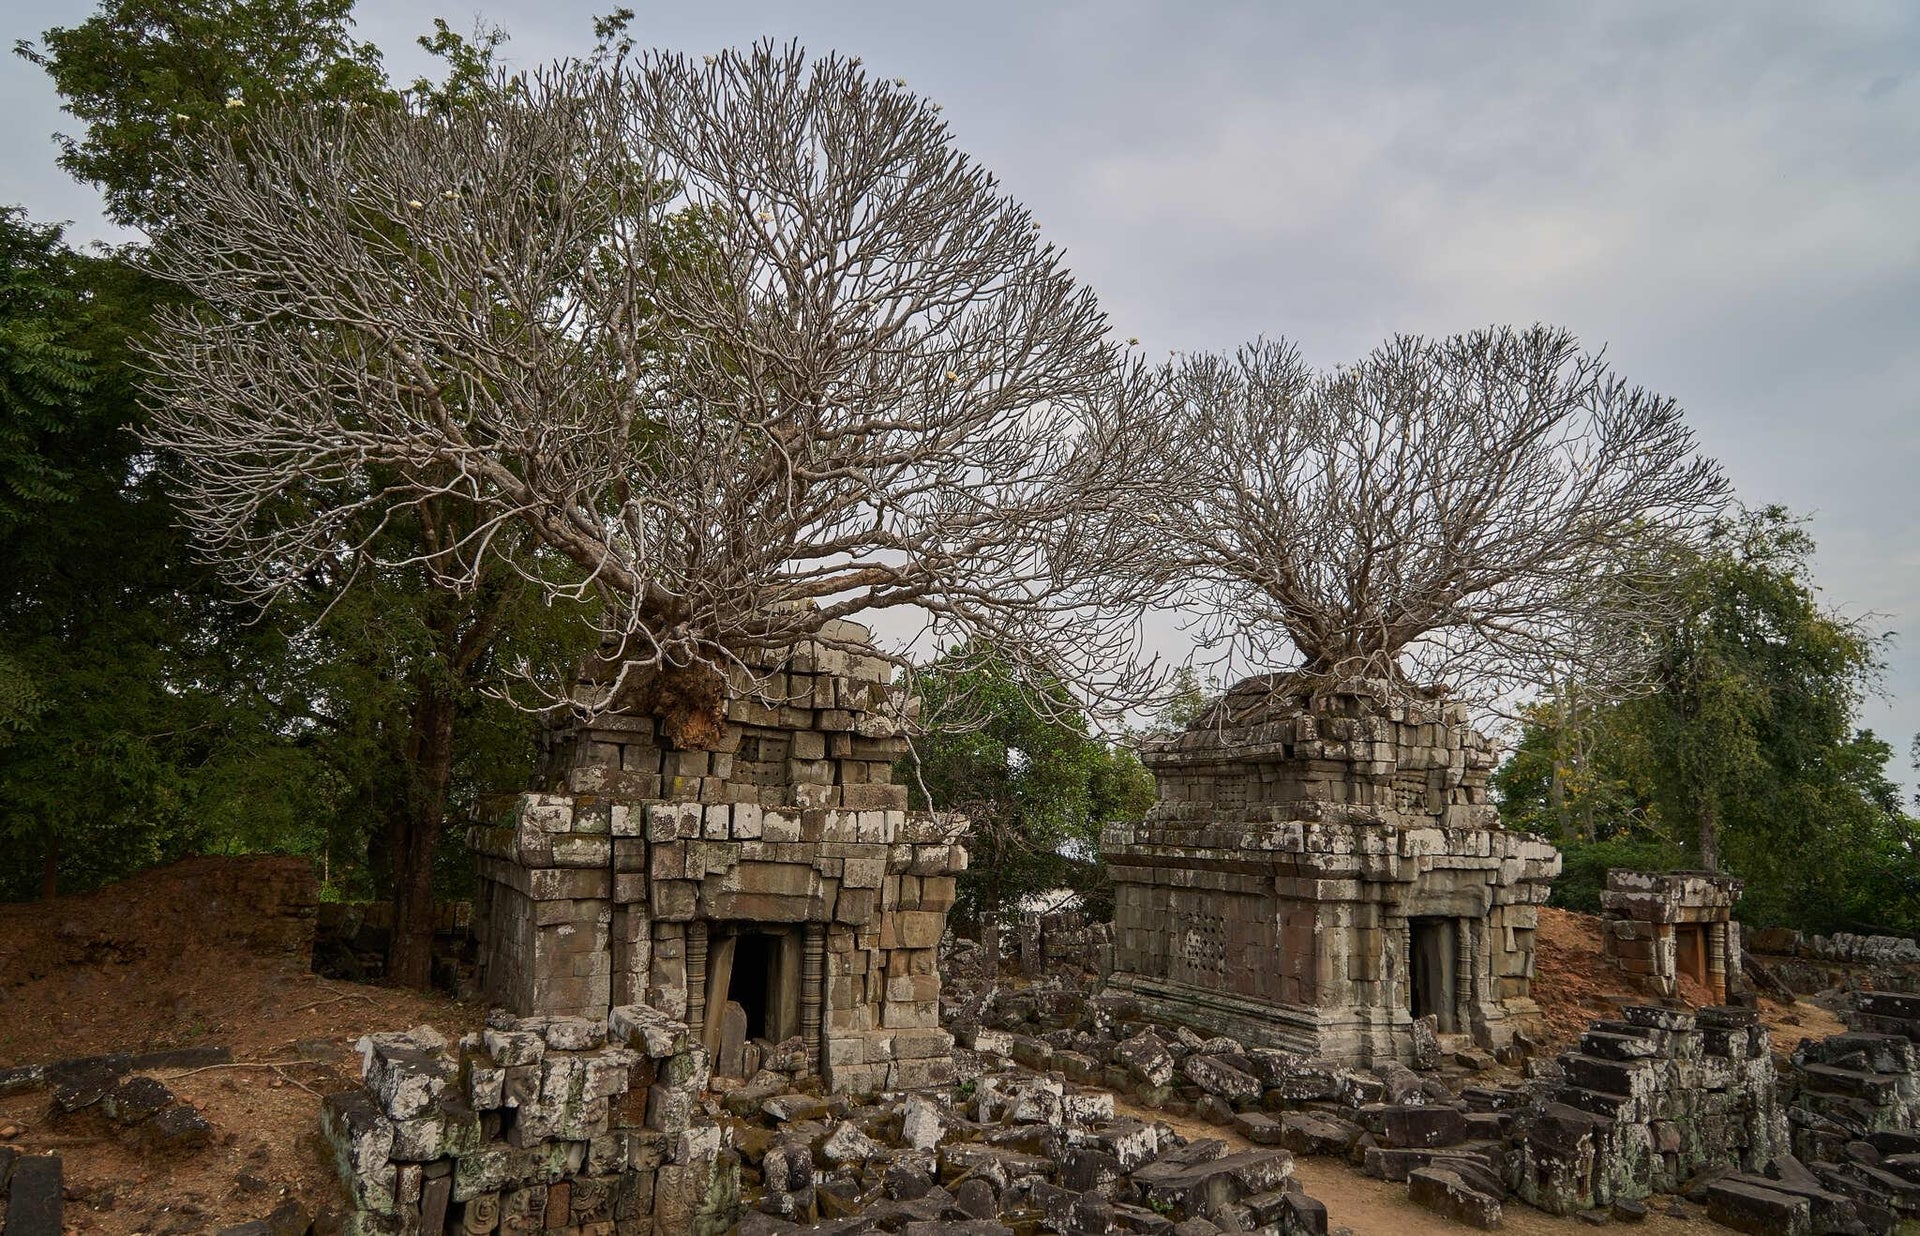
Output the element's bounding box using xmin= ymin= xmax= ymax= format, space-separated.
xmin=0 ymin=858 xmax=480 ymax=1233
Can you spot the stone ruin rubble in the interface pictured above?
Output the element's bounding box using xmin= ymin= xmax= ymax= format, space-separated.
xmin=470 ymin=621 xmax=964 ymax=1099
xmin=322 ymin=1006 xmax=736 ymax=1234
xmin=1600 ymin=870 xmax=1748 ymax=1005
xmin=292 ymin=657 xmax=1920 ymax=1235
xmin=1102 ymin=677 xmax=1560 ymax=1066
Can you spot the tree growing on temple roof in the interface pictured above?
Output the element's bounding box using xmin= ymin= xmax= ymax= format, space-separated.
xmin=141 ymin=42 xmax=1158 ymax=741
xmin=1126 ymin=327 xmax=1729 ymax=707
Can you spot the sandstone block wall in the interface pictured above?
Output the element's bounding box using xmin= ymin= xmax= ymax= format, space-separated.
xmin=1103 ymin=677 xmax=1559 ymax=1066
xmin=322 ymin=1007 xmax=737 ymax=1235
xmin=471 ymin=622 xmax=963 ymax=1096
xmin=1512 ymin=1004 xmax=1785 ymax=1215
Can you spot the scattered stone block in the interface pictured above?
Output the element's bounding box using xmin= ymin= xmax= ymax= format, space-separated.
xmin=1408 ymin=1166 xmax=1501 ymax=1229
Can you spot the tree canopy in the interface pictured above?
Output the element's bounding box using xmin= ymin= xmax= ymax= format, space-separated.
xmin=1494 ymin=506 xmax=1918 ymax=934
xmin=900 ymin=647 xmax=1154 ymax=941
xmin=16 ymin=0 xmax=392 ymax=232
xmin=140 ymin=45 xmax=1158 ymax=733
xmin=1123 ymin=328 xmax=1727 ymax=703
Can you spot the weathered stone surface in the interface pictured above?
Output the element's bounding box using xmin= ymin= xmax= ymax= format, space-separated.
xmin=1381 ymin=1104 xmax=1466 ymax=1150
xmin=1183 ymin=1054 xmax=1262 ymax=1106
xmin=821 ymin=1120 xmax=884 ymax=1166
xmin=5 ymin=1153 xmax=62 ymax=1236
xmin=137 ymin=1103 xmax=213 ymax=1155
xmin=473 ymin=628 xmax=962 ymax=1097
xmin=102 ymin=1076 xmax=174 ymax=1125
xmin=1101 ymin=678 xmax=1558 ymax=1067
xmin=1132 ymin=1148 xmax=1294 ymax=1218
xmin=1705 ymin=1180 xmax=1813 ymax=1236
xmin=1408 ymin=1167 xmax=1501 ymax=1229
xmin=1115 ymin=1031 xmax=1175 ymax=1088
xmin=1278 ymin=1112 xmax=1359 ymax=1157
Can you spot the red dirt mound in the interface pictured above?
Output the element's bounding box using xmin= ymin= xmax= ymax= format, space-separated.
xmin=1530 ymin=904 xmax=1842 ymax=1055
xmin=0 ymin=855 xmax=476 ymax=1232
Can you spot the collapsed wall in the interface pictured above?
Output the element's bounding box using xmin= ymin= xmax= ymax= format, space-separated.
xmin=1102 ymin=676 xmax=1559 ymax=1065
xmin=323 ymin=1006 xmax=739 ymax=1235
xmin=470 ymin=621 xmax=964 ymax=1096
xmin=1512 ymin=1005 xmax=1786 ymax=1215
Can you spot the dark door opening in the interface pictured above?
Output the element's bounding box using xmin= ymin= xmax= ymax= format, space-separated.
xmin=1409 ymin=917 xmax=1459 ymax=1033
xmin=729 ymin=932 xmax=776 ymax=1041
xmin=704 ymin=925 xmax=805 ymax=1078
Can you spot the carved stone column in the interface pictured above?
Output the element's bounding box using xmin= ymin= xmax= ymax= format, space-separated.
xmin=687 ymin=921 xmax=709 ymax=1038
xmin=803 ymin=922 xmax=826 ymax=1076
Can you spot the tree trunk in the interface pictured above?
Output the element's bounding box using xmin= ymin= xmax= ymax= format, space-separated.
xmin=389 ymin=682 xmax=458 ymax=989
xmin=1697 ymin=796 xmax=1720 ymax=874
xmin=41 ymin=829 xmax=58 ymax=901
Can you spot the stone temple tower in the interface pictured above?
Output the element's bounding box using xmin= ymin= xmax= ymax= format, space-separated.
xmin=1102 ymin=675 xmax=1560 ymax=1066
xmin=471 ymin=620 xmax=965 ymax=1094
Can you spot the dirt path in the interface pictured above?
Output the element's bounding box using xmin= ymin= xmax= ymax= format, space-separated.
xmin=1116 ymin=1098 xmax=1708 ymax=1235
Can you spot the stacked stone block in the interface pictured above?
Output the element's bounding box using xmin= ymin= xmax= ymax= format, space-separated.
xmin=1511 ymin=1005 xmax=1785 ymax=1215
xmin=472 ymin=620 xmax=964 ymax=1095
xmin=1599 ymin=869 xmax=1746 ymax=1003
xmin=322 ymin=1007 xmax=736 ymax=1235
xmin=1102 ymin=675 xmax=1560 ymax=1065
xmin=1772 ymin=992 xmax=1920 ymax=1227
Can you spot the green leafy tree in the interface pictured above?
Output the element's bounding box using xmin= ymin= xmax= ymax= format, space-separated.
xmin=900 ymin=647 xmax=1155 ymax=959
xmin=1495 ymin=506 xmax=1918 ymax=933
xmin=1148 ymin=666 xmax=1217 ymax=734
xmin=16 ymin=0 xmax=391 ymax=232
xmin=11 ymin=1 xmax=624 ymax=987
xmin=0 ymin=208 xmax=327 ymax=899
xmin=1638 ymin=507 xmax=1890 ymax=879
xmin=0 ymin=210 xmax=94 ymax=529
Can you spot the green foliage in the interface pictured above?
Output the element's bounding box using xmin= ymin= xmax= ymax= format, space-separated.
xmin=404 ymin=18 xmax=508 ymax=113
xmin=0 ymin=210 xmax=94 ymax=527
xmin=3 ymin=2 xmax=614 ymax=926
xmin=1490 ymin=692 xmax=1655 ymax=842
xmin=1150 ymin=666 xmax=1218 ymax=733
xmin=1548 ymin=836 xmax=1691 ymax=915
xmin=0 ymin=210 xmax=325 ymax=898
xmin=16 ymin=0 xmax=393 ymax=232
xmin=1495 ymin=506 xmax=1919 ymax=935
xmin=900 ymin=648 xmax=1155 ymax=933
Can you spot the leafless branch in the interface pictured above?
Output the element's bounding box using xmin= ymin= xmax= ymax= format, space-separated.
xmin=140 ymin=43 xmax=1160 ymax=728
xmin=1122 ymin=328 xmax=1728 ymax=707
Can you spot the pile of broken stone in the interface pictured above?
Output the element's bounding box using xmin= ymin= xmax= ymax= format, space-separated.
xmin=948 ymin=975 xmax=1920 ymax=1236
xmin=725 ymin=1064 xmax=1319 ymax=1236
xmin=315 ymin=973 xmax=1920 ymax=1235
xmin=324 ymin=1004 xmax=739 ymax=1233
xmin=0 ymin=1046 xmax=224 ymax=1156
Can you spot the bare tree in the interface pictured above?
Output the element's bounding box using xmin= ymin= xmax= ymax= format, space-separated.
xmin=1130 ymin=327 xmax=1728 ymax=707
xmin=141 ymin=43 xmax=1157 ymax=738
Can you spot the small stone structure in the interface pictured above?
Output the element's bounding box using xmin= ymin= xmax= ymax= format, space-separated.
xmin=1599 ymin=869 xmax=1745 ymax=1004
xmin=470 ymin=621 xmax=964 ymax=1095
xmin=1102 ymin=676 xmax=1560 ymax=1066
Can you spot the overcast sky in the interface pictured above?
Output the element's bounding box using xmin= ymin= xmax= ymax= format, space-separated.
xmin=6 ymin=1 xmax=1918 ymax=783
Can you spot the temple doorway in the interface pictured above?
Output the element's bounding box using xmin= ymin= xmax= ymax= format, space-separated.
xmin=1409 ymin=917 xmax=1460 ymax=1033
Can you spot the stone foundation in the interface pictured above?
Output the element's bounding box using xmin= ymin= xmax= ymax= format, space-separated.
xmin=1599 ymin=870 xmax=1745 ymax=1003
xmin=472 ymin=622 xmax=963 ymax=1095
xmin=1102 ymin=677 xmax=1559 ymax=1066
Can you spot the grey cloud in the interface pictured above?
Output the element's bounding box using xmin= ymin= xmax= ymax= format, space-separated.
xmin=6 ymin=0 xmax=1917 ymax=781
